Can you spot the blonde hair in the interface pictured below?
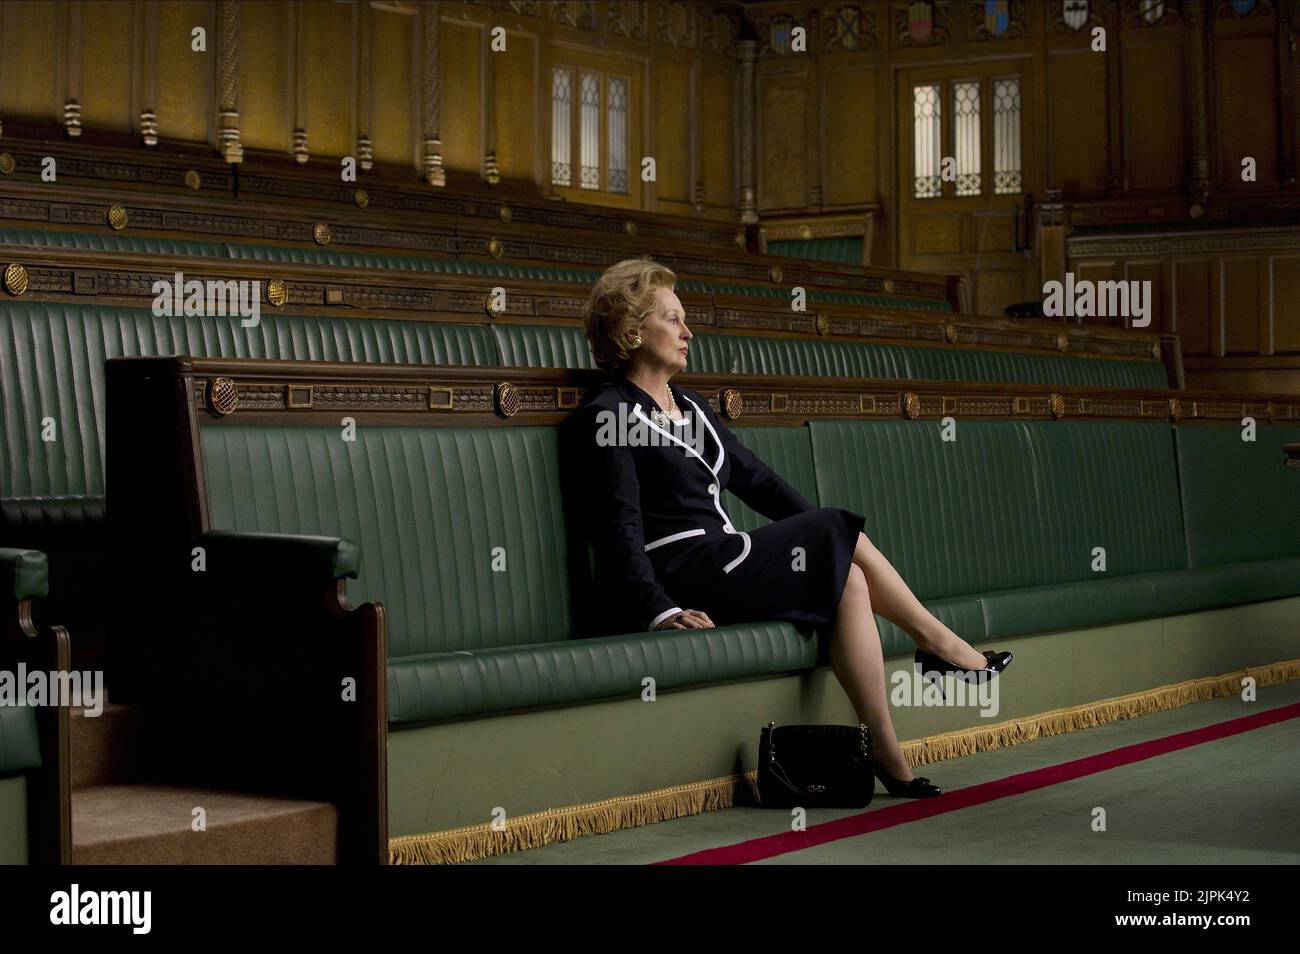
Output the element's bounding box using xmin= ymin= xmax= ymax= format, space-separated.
xmin=583 ymin=257 xmax=678 ymax=374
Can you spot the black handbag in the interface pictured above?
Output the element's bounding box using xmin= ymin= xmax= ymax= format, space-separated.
xmin=756 ymin=721 xmax=874 ymax=809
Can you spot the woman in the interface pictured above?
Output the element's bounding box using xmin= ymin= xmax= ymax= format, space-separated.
xmin=570 ymin=257 xmax=1013 ymax=798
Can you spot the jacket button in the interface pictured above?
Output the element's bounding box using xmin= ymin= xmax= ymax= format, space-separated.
xmin=708 ymin=482 xmax=719 ymax=495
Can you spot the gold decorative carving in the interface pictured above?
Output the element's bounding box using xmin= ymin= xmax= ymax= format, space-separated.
xmin=1049 ymin=393 xmax=1067 ymax=419
xmin=0 ymin=153 xmax=14 ymax=175
xmin=902 ymin=391 xmax=921 ymax=419
xmin=498 ymin=205 xmax=512 ymax=223
xmin=3 ymin=263 xmax=29 ymax=296
xmin=266 ymin=279 xmax=288 ymax=307
xmin=1168 ymin=398 xmax=1182 ymax=421
xmin=624 ymin=220 xmax=637 ymax=236
xmin=313 ymin=223 xmax=332 ymax=245
xmin=815 ymin=314 xmax=830 ymax=335
xmin=1056 ymin=331 xmax=1069 ymax=352
xmin=184 ymin=170 xmax=202 ymax=191
xmin=944 ymin=322 xmax=958 ymax=343
xmin=487 ymin=237 xmax=504 ymax=259
xmin=721 ymin=388 xmax=744 ymax=420
xmin=770 ymin=264 xmax=783 ymax=284
xmin=770 ymin=392 xmax=789 ymax=413
xmin=107 ymin=205 xmax=128 ymax=230
xmin=207 ymin=377 xmax=238 ymax=417
xmin=353 ymin=189 xmax=370 ymax=209
xmin=483 ymin=292 xmax=504 ymax=319
xmin=429 ymin=386 xmax=454 ymax=410
xmin=495 ymin=381 xmax=520 ymax=418
xmin=1151 ymin=340 xmax=1161 ymax=359
xmin=556 ymin=386 xmax=579 ymax=410
xmin=883 ymin=278 xmax=895 ymax=294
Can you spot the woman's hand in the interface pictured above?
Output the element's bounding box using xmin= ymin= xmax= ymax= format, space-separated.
xmin=655 ymin=608 xmax=715 ymax=630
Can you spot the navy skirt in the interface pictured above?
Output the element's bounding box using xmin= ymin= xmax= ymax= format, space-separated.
xmin=646 ymin=506 xmax=867 ymax=632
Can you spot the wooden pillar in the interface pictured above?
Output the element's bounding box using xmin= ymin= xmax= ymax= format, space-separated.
xmin=422 ymin=0 xmax=446 ymax=185
xmin=737 ymin=36 xmax=757 ymax=224
xmin=217 ymin=0 xmax=243 ymax=163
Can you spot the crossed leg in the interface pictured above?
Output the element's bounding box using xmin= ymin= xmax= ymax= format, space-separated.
xmin=826 ymin=532 xmax=988 ymax=781
xmin=851 ymin=531 xmax=987 ymax=670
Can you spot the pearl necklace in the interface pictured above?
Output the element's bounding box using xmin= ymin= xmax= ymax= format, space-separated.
xmin=650 ymin=387 xmax=680 ymax=428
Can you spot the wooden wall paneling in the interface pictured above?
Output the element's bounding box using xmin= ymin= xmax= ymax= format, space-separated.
xmin=239 ymin=0 xmax=288 ymax=152
xmin=1220 ymin=256 xmax=1261 ymax=355
xmin=1105 ymin=0 xmax=1124 ymax=194
xmin=1271 ymin=254 xmax=1300 ymax=354
xmin=0 ymin=1 xmax=60 ymax=123
xmin=436 ymin=13 xmax=476 ymax=174
xmin=701 ymin=63 xmax=734 ymax=212
xmin=821 ymin=61 xmax=875 ymax=207
xmin=757 ymin=65 xmax=809 ymax=212
xmin=654 ymin=56 xmax=692 ymax=206
xmin=83 ymin=0 xmax=134 ymax=134
xmin=156 ymin=0 xmax=215 ymax=145
xmin=1278 ymin=0 xmax=1297 ymax=187
xmin=1173 ymin=257 xmax=1212 ymax=356
xmin=302 ymin=0 xmax=352 ymax=159
xmin=1121 ymin=22 xmax=1184 ymax=192
xmin=973 ymin=267 xmax=1025 ymax=316
xmin=1047 ymin=48 xmax=1110 ymax=195
xmin=1213 ymin=16 xmax=1278 ymax=190
xmin=492 ymin=26 xmax=538 ymax=184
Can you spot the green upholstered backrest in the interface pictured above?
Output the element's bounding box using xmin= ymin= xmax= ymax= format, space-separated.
xmin=0 ymin=302 xmax=496 ymax=499
xmin=721 ymin=336 xmax=915 ymax=378
xmin=1174 ymin=424 xmax=1300 ymax=567
xmin=906 ymin=346 xmax=1169 ymax=389
xmin=201 ymin=424 xmax=572 ymax=657
xmin=767 ymin=237 xmax=865 ymax=266
xmin=1 ymin=228 xmax=950 ymax=312
xmin=808 ymin=419 xmax=1186 ymax=601
xmin=723 ymin=426 xmax=820 ymax=532
xmin=491 ymin=324 xmax=595 ymax=370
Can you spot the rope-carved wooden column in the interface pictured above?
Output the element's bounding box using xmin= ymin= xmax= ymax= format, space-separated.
xmin=422 ymin=0 xmax=445 ymax=186
xmin=60 ymin=0 xmax=84 ymax=137
xmin=217 ymin=0 xmax=244 ymax=163
xmin=138 ymin=0 xmax=160 ymax=145
xmin=355 ymin=0 xmax=373 ymax=171
xmin=737 ymin=36 xmax=757 ymax=224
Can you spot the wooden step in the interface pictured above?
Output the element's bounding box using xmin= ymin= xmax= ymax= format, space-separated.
xmin=70 ymin=702 xmax=142 ymax=790
xmin=72 ymin=784 xmax=338 ymax=864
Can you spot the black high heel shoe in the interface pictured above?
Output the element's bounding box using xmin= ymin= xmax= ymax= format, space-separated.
xmin=914 ymin=648 xmax=1014 ymax=699
xmin=873 ymin=762 xmax=942 ymax=798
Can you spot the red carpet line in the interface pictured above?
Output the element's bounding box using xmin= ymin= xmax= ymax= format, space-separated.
xmin=654 ymin=700 xmax=1300 ymax=865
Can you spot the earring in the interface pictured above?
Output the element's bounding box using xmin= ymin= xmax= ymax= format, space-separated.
xmin=628 ymin=334 xmax=643 ymax=349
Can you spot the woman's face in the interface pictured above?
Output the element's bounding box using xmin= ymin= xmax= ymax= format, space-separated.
xmin=629 ymin=285 xmax=693 ymax=373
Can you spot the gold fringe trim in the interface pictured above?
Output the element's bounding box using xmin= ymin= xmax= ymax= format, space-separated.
xmin=388 ymin=657 xmax=1300 ymax=865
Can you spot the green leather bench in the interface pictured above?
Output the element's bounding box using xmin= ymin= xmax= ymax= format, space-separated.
xmin=102 ymin=356 xmax=1300 ymax=856
xmin=123 ymin=360 xmax=1298 ymax=728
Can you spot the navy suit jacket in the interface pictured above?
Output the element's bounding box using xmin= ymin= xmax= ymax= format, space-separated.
xmin=562 ymin=372 xmax=815 ymax=635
